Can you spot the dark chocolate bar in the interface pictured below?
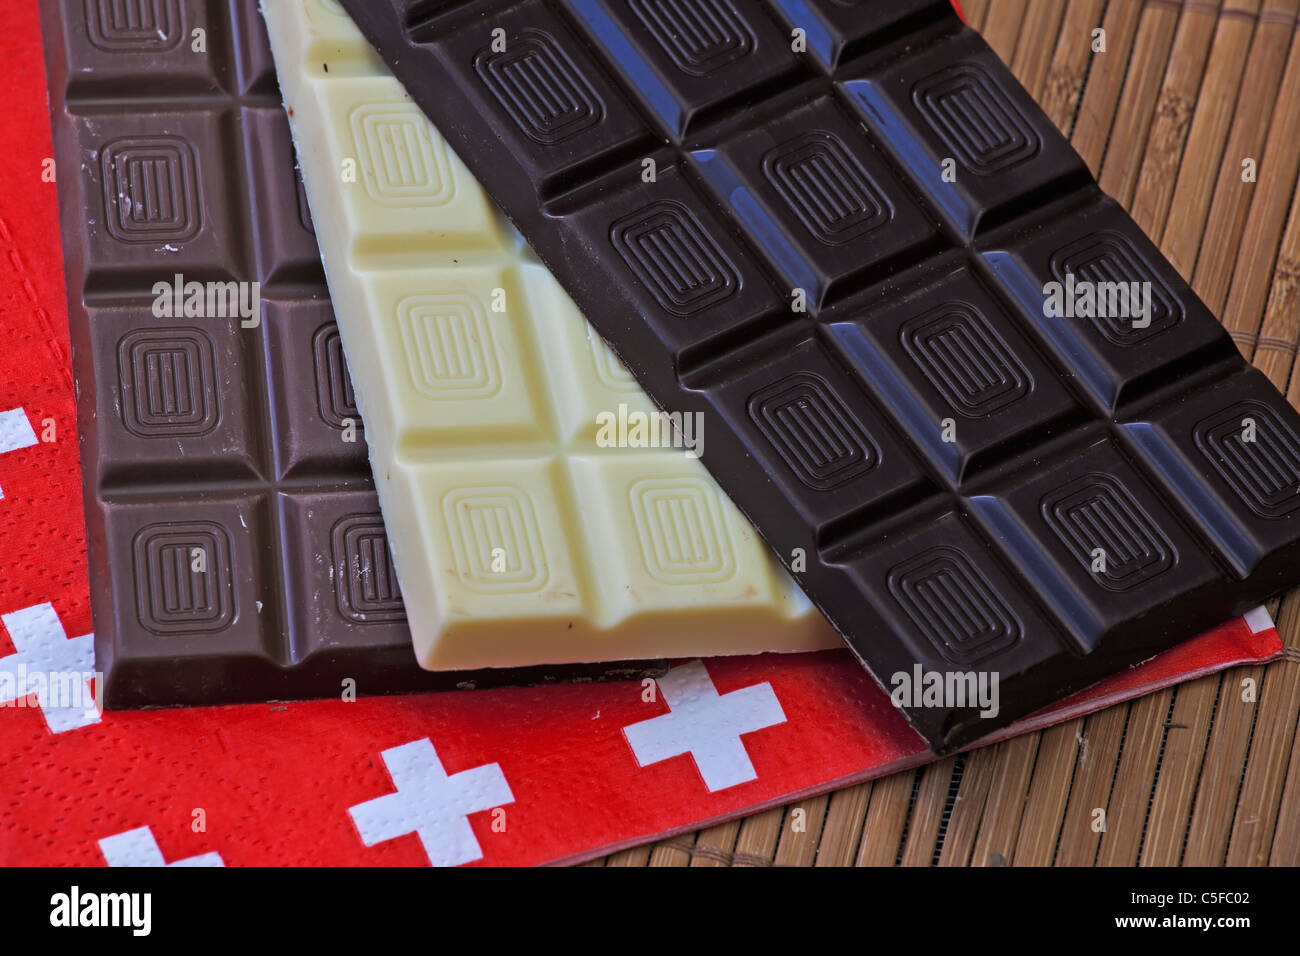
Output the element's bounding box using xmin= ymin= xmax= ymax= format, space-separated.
xmin=38 ymin=0 xmax=664 ymax=707
xmin=338 ymin=0 xmax=1300 ymax=751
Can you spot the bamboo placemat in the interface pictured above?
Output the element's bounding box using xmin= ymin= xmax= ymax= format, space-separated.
xmin=587 ymin=0 xmax=1300 ymax=868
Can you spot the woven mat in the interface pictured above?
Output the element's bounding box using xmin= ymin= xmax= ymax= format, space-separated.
xmin=589 ymin=0 xmax=1300 ymax=867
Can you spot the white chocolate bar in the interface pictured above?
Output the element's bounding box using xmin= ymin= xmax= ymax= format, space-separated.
xmin=262 ymin=0 xmax=837 ymax=668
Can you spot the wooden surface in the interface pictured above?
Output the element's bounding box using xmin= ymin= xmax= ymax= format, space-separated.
xmin=588 ymin=0 xmax=1300 ymax=867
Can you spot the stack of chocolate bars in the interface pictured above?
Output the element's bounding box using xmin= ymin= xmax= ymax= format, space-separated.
xmin=41 ymin=0 xmax=1300 ymax=755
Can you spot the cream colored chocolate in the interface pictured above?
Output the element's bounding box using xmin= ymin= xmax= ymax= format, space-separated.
xmin=261 ymin=0 xmax=837 ymax=668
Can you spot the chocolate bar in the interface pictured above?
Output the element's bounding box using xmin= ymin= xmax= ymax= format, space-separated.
xmin=261 ymin=0 xmax=837 ymax=672
xmin=40 ymin=0 xmax=672 ymax=706
xmin=337 ymin=0 xmax=1300 ymax=751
